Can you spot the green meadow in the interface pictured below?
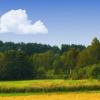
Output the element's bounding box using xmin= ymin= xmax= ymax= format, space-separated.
xmin=0 ymin=79 xmax=100 ymax=94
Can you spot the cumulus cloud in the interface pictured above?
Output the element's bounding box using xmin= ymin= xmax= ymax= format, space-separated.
xmin=0 ymin=9 xmax=48 ymax=34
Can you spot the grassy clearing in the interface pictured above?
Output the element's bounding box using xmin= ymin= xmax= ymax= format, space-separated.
xmin=0 ymin=79 xmax=100 ymax=94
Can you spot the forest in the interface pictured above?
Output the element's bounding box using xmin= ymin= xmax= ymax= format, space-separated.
xmin=0 ymin=37 xmax=100 ymax=80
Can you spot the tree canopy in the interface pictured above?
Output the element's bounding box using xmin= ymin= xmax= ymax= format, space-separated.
xmin=0 ymin=38 xmax=100 ymax=80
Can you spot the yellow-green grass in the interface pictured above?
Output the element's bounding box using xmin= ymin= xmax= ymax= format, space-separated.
xmin=0 ymin=79 xmax=100 ymax=94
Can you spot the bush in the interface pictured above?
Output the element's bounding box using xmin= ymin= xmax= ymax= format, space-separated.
xmin=90 ymin=64 xmax=100 ymax=79
xmin=71 ymin=64 xmax=100 ymax=80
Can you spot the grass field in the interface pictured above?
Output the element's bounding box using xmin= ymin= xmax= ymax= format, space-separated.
xmin=1 ymin=79 xmax=100 ymax=94
xmin=0 ymin=92 xmax=100 ymax=100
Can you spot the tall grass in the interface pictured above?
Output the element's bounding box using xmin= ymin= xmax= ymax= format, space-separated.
xmin=0 ymin=80 xmax=100 ymax=93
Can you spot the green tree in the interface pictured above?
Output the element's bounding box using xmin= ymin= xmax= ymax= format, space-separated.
xmin=77 ymin=37 xmax=100 ymax=67
xmin=31 ymin=50 xmax=55 ymax=79
xmin=61 ymin=48 xmax=79 ymax=78
xmin=0 ymin=50 xmax=34 ymax=80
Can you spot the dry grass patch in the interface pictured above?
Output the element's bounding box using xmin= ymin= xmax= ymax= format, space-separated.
xmin=0 ymin=92 xmax=100 ymax=100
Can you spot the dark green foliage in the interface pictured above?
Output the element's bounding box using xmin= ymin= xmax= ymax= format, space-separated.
xmin=0 ymin=37 xmax=100 ymax=80
xmin=0 ymin=50 xmax=34 ymax=80
xmin=61 ymin=44 xmax=85 ymax=53
xmin=77 ymin=38 xmax=100 ymax=67
xmin=30 ymin=50 xmax=55 ymax=79
xmin=61 ymin=48 xmax=79 ymax=78
xmin=90 ymin=64 xmax=100 ymax=79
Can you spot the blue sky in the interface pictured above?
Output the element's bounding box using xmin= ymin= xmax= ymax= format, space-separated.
xmin=0 ymin=0 xmax=100 ymax=46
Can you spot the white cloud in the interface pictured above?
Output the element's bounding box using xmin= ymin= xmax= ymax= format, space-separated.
xmin=0 ymin=9 xmax=48 ymax=34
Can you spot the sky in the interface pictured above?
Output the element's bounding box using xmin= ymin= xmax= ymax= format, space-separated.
xmin=0 ymin=0 xmax=100 ymax=46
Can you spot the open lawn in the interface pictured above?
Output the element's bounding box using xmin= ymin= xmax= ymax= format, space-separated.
xmin=0 ymin=80 xmax=100 ymax=93
xmin=0 ymin=92 xmax=100 ymax=100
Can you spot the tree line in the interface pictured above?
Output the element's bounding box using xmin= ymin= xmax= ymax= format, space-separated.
xmin=0 ymin=38 xmax=100 ymax=80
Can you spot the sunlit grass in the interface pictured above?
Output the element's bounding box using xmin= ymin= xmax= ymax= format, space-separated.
xmin=0 ymin=79 xmax=100 ymax=94
xmin=1 ymin=92 xmax=100 ymax=100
